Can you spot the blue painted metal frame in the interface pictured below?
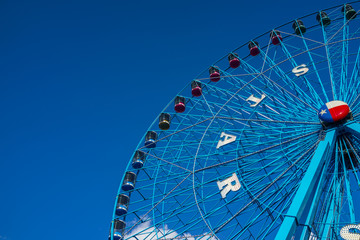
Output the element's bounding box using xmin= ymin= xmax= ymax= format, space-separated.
xmin=275 ymin=121 xmax=360 ymax=239
xmin=275 ymin=129 xmax=337 ymax=240
xmin=344 ymin=122 xmax=360 ymax=138
xmin=299 ymin=158 xmax=330 ymax=239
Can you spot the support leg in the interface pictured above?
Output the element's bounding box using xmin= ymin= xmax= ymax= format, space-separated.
xmin=274 ymin=130 xmax=337 ymax=240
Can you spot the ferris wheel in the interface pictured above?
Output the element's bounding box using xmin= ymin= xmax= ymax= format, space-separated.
xmin=110 ymin=2 xmax=360 ymax=240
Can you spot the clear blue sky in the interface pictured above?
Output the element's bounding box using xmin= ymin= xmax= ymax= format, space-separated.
xmin=0 ymin=0 xmax=342 ymax=239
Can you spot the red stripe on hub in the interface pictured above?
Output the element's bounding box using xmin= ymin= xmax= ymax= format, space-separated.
xmin=328 ymin=105 xmax=349 ymax=122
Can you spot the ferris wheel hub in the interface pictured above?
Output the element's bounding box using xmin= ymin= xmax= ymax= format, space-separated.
xmin=318 ymin=100 xmax=350 ymax=123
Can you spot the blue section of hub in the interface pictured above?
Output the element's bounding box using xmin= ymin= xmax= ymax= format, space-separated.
xmin=318 ymin=104 xmax=333 ymax=123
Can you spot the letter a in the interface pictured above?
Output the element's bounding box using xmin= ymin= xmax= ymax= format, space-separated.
xmin=217 ymin=173 xmax=241 ymax=198
xmin=292 ymin=64 xmax=309 ymax=77
xmin=216 ymin=132 xmax=237 ymax=149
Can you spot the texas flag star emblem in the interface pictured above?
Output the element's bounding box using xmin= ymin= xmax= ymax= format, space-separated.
xmin=318 ymin=100 xmax=350 ymax=123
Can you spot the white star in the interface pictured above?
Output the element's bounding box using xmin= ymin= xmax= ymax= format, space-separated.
xmin=320 ymin=109 xmax=327 ymax=116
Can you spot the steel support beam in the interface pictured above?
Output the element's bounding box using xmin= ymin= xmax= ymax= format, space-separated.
xmin=299 ymin=162 xmax=329 ymax=239
xmin=344 ymin=122 xmax=360 ymax=138
xmin=275 ymin=129 xmax=337 ymax=240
